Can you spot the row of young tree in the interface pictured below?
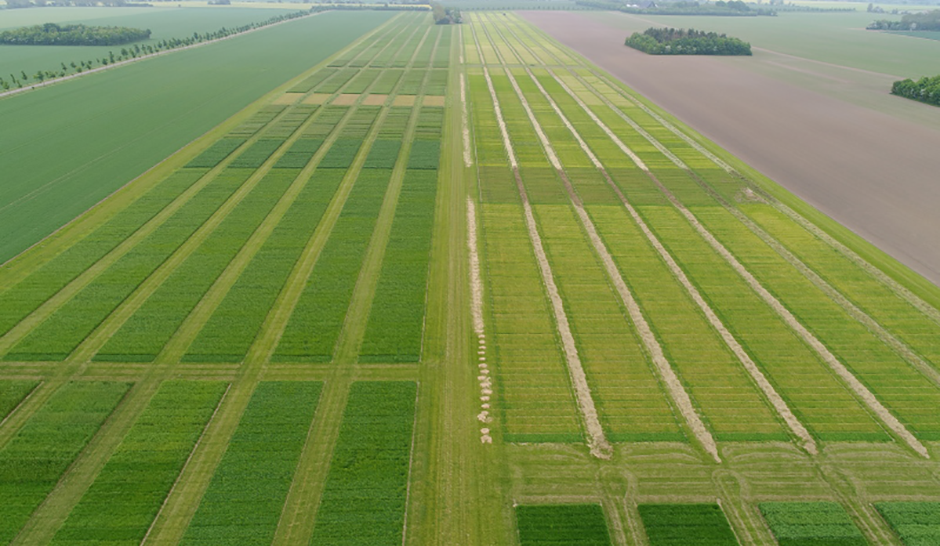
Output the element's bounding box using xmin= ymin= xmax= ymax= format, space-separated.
xmin=625 ymin=27 xmax=752 ymax=55
xmin=892 ymin=75 xmax=940 ymax=107
xmin=0 ymin=9 xmax=311 ymax=91
xmin=868 ymin=9 xmax=940 ymax=30
xmin=0 ymin=23 xmax=150 ymax=46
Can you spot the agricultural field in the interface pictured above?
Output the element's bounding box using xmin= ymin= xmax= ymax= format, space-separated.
xmin=1 ymin=6 xmax=940 ymax=546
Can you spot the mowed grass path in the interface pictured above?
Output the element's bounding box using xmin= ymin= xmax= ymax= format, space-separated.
xmin=0 ymin=10 xmax=392 ymax=265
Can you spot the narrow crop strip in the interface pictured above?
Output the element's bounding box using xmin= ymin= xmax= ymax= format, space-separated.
xmin=0 ymin=381 xmax=130 ymax=544
xmin=180 ymin=382 xmax=322 ymax=545
xmin=516 ymin=504 xmax=613 ymax=546
xmin=638 ymin=504 xmax=740 ymax=546
xmin=51 ymin=381 xmax=227 ymax=545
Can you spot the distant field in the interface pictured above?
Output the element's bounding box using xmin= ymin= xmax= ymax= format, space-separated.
xmin=889 ymin=29 xmax=940 ymax=41
xmin=0 ymin=7 xmax=293 ymax=79
xmin=0 ymin=9 xmax=391 ymax=265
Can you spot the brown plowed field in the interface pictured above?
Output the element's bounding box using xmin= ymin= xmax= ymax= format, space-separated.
xmin=522 ymin=11 xmax=940 ymax=286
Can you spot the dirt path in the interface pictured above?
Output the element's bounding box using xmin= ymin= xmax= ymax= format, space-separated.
xmin=460 ymin=74 xmax=473 ymax=168
xmin=521 ymin=10 xmax=940 ymax=288
xmin=471 ymin=22 xmax=611 ymax=459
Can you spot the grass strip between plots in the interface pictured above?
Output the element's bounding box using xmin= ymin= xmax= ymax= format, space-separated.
xmin=50 ymin=381 xmax=227 ymax=545
xmin=180 ymin=382 xmax=322 ymax=545
xmin=308 ymin=381 xmax=416 ymax=546
xmin=638 ymin=504 xmax=740 ymax=546
xmin=515 ymin=504 xmax=613 ymax=546
xmin=759 ymin=502 xmax=867 ymax=546
xmin=875 ymin=502 xmax=940 ymax=546
xmin=0 ymin=381 xmax=130 ymax=544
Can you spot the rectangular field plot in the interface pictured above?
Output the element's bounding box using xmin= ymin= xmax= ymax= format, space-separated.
xmin=0 ymin=381 xmax=38 ymax=421
xmin=759 ymin=502 xmax=867 ymax=546
xmin=532 ymin=205 xmax=682 ymax=442
xmin=0 ymin=169 xmax=206 ymax=340
xmin=633 ymin=205 xmax=888 ymax=442
xmin=51 ymin=381 xmax=226 ymax=545
xmin=481 ymin=204 xmax=583 ymax=443
xmin=186 ymin=138 xmax=246 ymax=169
xmin=515 ymin=504 xmax=612 ymax=546
xmin=638 ymin=504 xmax=739 ymax=546
xmin=0 ymin=381 xmax=130 ymax=544
xmin=587 ymin=205 xmax=786 ymax=441
xmin=181 ymin=382 xmax=321 ymax=545
xmin=5 ymin=169 xmax=255 ymax=362
xmin=308 ymin=381 xmax=416 ymax=546
xmin=875 ymin=502 xmax=940 ymax=546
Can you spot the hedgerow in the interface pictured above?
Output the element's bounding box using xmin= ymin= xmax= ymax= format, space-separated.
xmin=308 ymin=381 xmax=416 ymax=545
xmin=516 ymin=504 xmax=612 ymax=545
xmin=6 ymin=169 xmax=253 ymax=361
xmin=51 ymin=381 xmax=226 ymax=545
xmin=638 ymin=504 xmax=739 ymax=545
xmin=0 ymin=381 xmax=130 ymax=544
xmin=759 ymin=502 xmax=866 ymax=546
xmin=181 ymin=382 xmax=322 ymax=545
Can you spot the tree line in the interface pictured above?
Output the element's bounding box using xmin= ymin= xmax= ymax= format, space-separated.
xmin=892 ymin=75 xmax=940 ymax=107
xmin=0 ymin=9 xmax=310 ymax=91
xmin=625 ymin=27 xmax=752 ymax=55
xmin=868 ymin=9 xmax=940 ymax=30
xmin=0 ymin=23 xmax=150 ymax=46
xmin=577 ymin=0 xmax=777 ymax=16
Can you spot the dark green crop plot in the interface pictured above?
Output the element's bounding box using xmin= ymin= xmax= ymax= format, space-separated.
xmin=94 ymin=169 xmax=299 ymax=362
xmin=875 ymin=502 xmax=940 ymax=545
xmin=345 ymin=68 xmax=383 ymax=94
xmin=0 ymin=381 xmax=39 ymax=421
xmin=515 ymin=504 xmax=612 ymax=546
xmin=639 ymin=504 xmax=739 ymax=545
xmin=229 ymin=139 xmax=286 ymax=169
xmin=308 ymin=381 xmax=416 ymax=546
xmin=370 ymin=69 xmax=405 ymax=94
xmin=50 ymin=381 xmax=226 ymax=545
xmin=378 ymin=107 xmax=412 ymax=138
xmin=426 ymin=69 xmax=448 ymax=95
xmin=183 ymin=168 xmax=346 ymax=363
xmin=274 ymin=168 xmax=393 ymax=362
xmin=0 ymin=11 xmax=391 ymax=265
xmin=413 ymin=106 xmax=444 ymax=140
xmin=186 ymin=138 xmax=247 ymax=169
xmin=0 ymin=381 xmax=130 ymax=544
xmin=0 ymin=169 xmax=205 ymax=339
xmin=759 ymin=502 xmax=867 ymax=546
xmin=276 ymin=139 xmax=325 ymax=169
xmin=305 ymin=106 xmax=350 ymax=139
xmin=265 ymin=106 xmax=318 ymax=139
xmin=181 ymin=382 xmax=322 ymax=546
xmin=407 ymin=140 xmax=442 ymax=170
xmin=290 ymin=68 xmax=338 ymax=93
xmin=5 ymin=169 xmax=254 ymax=362
xmin=319 ymin=139 xmax=366 ymax=170
xmin=228 ymin=107 xmax=284 ymax=138
xmin=363 ymin=141 xmax=403 ymax=169
xmin=360 ymin=169 xmax=437 ymax=362
xmin=398 ymin=69 xmax=427 ymax=95
xmin=316 ymin=68 xmax=360 ymax=94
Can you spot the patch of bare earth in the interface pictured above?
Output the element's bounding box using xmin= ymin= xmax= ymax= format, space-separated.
xmin=460 ymin=74 xmax=472 ymax=168
xmin=331 ymin=94 xmax=359 ymax=106
xmin=393 ymin=95 xmax=416 ymax=107
xmin=521 ymin=10 xmax=940 ymax=287
xmin=273 ymin=93 xmax=304 ymax=105
xmin=423 ymin=95 xmax=446 ymax=107
xmin=363 ymin=94 xmax=388 ymax=106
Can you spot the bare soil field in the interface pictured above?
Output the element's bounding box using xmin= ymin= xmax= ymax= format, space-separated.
xmin=522 ymin=11 xmax=940 ymax=286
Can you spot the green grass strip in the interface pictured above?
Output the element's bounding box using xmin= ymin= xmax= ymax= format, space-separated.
xmin=184 ymin=168 xmax=347 ymax=363
xmin=0 ymin=381 xmax=130 ymax=544
xmin=50 ymin=381 xmax=226 ymax=545
xmin=94 ymin=169 xmax=300 ymax=362
xmin=0 ymin=381 xmax=39 ymax=421
xmin=875 ymin=502 xmax=940 ymax=546
xmin=6 ymin=169 xmax=254 ymax=361
xmin=308 ymin=381 xmax=416 ymax=546
xmin=274 ymin=168 xmax=392 ymax=362
xmin=516 ymin=504 xmax=612 ymax=546
xmin=359 ymin=169 xmax=437 ymax=363
xmin=180 ymin=382 xmax=322 ymax=545
xmin=0 ymin=169 xmax=206 ymax=339
xmin=639 ymin=504 xmax=740 ymax=545
xmin=759 ymin=502 xmax=867 ymax=546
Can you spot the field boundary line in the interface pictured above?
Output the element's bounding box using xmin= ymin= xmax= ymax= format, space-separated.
xmin=485 ymin=19 xmax=724 ymax=462
xmin=568 ymin=65 xmax=929 ymax=457
xmin=472 ymin=21 xmax=611 ymax=459
xmin=0 ymin=10 xmax=330 ymax=101
xmin=498 ymin=19 xmax=816 ymax=454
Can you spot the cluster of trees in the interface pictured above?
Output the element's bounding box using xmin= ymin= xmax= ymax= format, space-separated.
xmin=577 ymin=0 xmax=776 ymax=16
xmin=868 ymin=9 xmax=940 ymax=30
xmin=0 ymin=9 xmax=310 ymax=91
xmin=431 ymin=2 xmax=462 ymax=23
xmin=0 ymin=23 xmax=150 ymax=46
xmin=892 ymin=75 xmax=940 ymax=107
xmin=625 ymin=27 xmax=752 ymax=55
